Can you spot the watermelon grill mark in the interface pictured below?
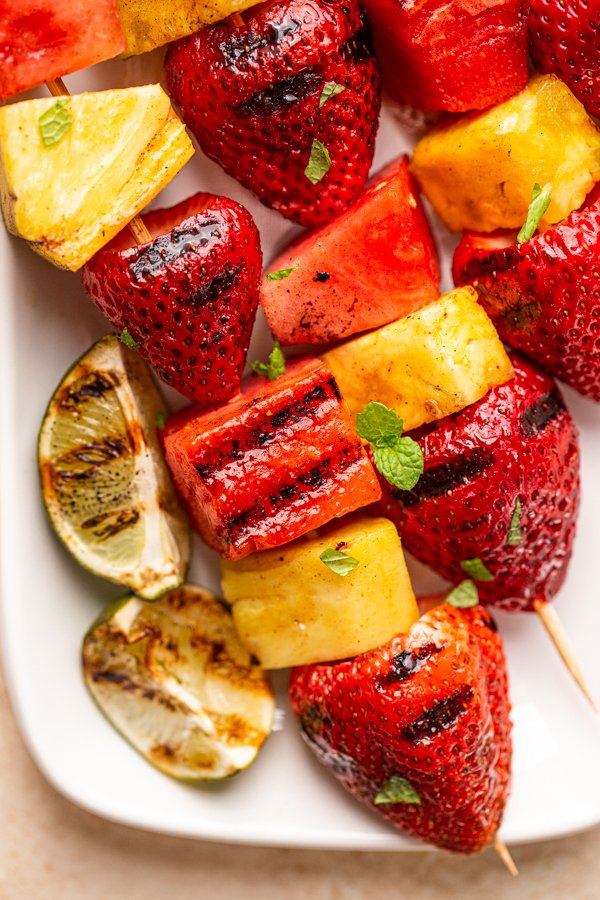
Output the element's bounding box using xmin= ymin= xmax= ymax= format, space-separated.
xmin=130 ymin=219 xmax=223 ymax=281
xmin=395 ymin=448 xmax=494 ymax=507
xmin=194 ymin=379 xmax=343 ymax=480
xmin=402 ymin=685 xmax=475 ymax=744
xmin=520 ymin=388 xmax=564 ymax=437
xmin=377 ymin=642 xmax=442 ymax=689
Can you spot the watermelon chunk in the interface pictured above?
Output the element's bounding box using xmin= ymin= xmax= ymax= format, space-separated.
xmin=0 ymin=1 xmax=125 ymax=101
xmin=260 ymin=157 xmax=439 ymax=346
xmin=163 ymin=358 xmax=382 ymax=560
xmin=362 ymin=0 xmax=528 ymax=112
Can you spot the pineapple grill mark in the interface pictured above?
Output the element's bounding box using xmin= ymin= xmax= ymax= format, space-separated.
xmin=402 ymin=685 xmax=475 ymax=745
xmin=520 ymin=388 xmax=564 ymax=437
xmin=129 ymin=219 xmax=223 ymax=282
xmin=195 ymin=377 xmax=342 ymax=479
xmin=58 ymin=372 xmax=114 ymax=412
xmin=234 ymin=70 xmax=323 ymax=118
xmin=397 ymin=448 xmax=494 ymax=507
xmin=377 ymin=642 xmax=442 ymax=690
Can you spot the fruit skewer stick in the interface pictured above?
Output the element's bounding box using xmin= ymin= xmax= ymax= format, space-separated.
xmin=45 ymin=78 xmax=153 ymax=245
xmin=494 ymin=837 xmax=518 ymax=877
xmin=534 ymin=599 xmax=597 ymax=711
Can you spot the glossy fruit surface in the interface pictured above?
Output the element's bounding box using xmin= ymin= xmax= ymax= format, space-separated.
xmin=83 ymin=193 xmax=261 ymax=406
xmin=261 ymin=157 xmax=439 ymax=345
xmin=375 ymin=354 xmax=580 ymax=612
xmin=453 ymin=199 xmax=600 ymax=401
xmin=165 ymin=0 xmax=380 ymax=227
xmin=363 ymin=0 xmax=527 ymax=111
xmin=289 ymin=602 xmax=511 ymax=853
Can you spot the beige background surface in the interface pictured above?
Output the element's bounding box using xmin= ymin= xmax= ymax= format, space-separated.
xmin=1 ymin=657 xmax=599 ymax=900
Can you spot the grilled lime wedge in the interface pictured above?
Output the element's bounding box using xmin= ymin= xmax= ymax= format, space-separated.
xmin=83 ymin=585 xmax=275 ymax=780
xmin=38 ymin=335 xmax=189 ymax=599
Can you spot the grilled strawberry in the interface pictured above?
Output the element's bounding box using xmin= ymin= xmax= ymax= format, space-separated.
xmin=289 ymin=602 xmax=512 ymax=854
xmin=82 ymin=193 xmax=261 ymax=406
xmin=375 ymin=354 xmax=580 ymax=612
xmin=163 ymin=358 xmax=382 ymax=559
xmin=164 ymin=0 xmax=380 ymax=228
xmin=362 ymin=0 xmax=527 ymax=112
xmin=529 ymin=0 xmax=600 ymax=118
xmin=452 ymin=198 xmax=600 ymax=400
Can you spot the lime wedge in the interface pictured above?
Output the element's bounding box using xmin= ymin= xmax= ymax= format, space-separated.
xmin=82 ymin=585 xmax=275 ymax=780
xmin=38 ymin=335 xmax=189 ymax=599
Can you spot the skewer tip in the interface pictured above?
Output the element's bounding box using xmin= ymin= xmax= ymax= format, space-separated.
xmin=493 ymin=837 xmax=518 ymax=877
xmin=533 ymin=599 xmax=597 ymax=712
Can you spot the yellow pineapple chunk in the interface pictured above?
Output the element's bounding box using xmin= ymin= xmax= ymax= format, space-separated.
xmin=118 ymin=0 xmax=263 ymax=55
xmin=0 ymin=85 xmax=194 ymax=270
xmin=411 ymin=74 xmax=600 ymax=233
xmin=322 ymin=287 xmax=514 ymax=431
xmin=221 ymin=516 xmax=418 ymax=669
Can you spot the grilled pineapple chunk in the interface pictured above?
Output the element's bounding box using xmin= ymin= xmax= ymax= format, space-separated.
xmin=322 ymin=287 xmax=514 ymax=431
xmin=411 ymin=75 xmax=600 ymax=232
xmin=83 ymin=585 xmax=275 ymax=780
xmin=118 ymin=0 xmax=263 ymax=55
xmin=0 ymin=85 xmax=193 ymax=270
xmin=221 ymin=516 xmax=419 ymax=669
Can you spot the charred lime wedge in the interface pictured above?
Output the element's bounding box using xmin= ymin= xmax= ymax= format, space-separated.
xmin=38 ymin=335 xmax=189 ymax=599
xmin=82 ymin=585 xmax=275 ymax=780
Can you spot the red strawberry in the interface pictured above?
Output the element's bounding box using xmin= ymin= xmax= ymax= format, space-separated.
xmin=163 ymin=358 xmax=382 ymax=559
xmin=529 ymin=0 xmax=600 ymax=118
xmin=374 ymin=354 xmax=580 ymax=613
xmin=361 ymin=0 xmax=528 ymax=112
xmin=164 ymin=0 xmax=381 ymax=228
xmin=452 ymin=198 xmax=600 ymax=401
xmin=289 ymin=602 xmax=512 ymax=854
xmin=82 ymin=193 xmax=262 ymax=406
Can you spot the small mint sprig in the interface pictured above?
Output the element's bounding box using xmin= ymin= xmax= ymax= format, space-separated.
xmin=319 ymin=83 xmax=345 ymax=108
xmin=249 ymin=340 xmax=286 ymax=381
xmin=356 ymin=402 xmax=424 ymax=491
xmin=320 ymin=548 xmax=359 ymax=577
xmin=517 ymin=182 xmax=552 ymax=244
xmin=266 ymin=267 xmax=296 ymax=282
xmin=446 ymin=580 xmax=479 ymax=609
xmin=305 ymin=139 xmax=331 ymax=184
xmin=119 ymin=327 xmax=140 ymax=350
xmin=374 ymin=775 xmax=421 ymax=806
xmin=460 ymin=558 xmax=494 ymax=582
xmin=39 ymin=99 xmax=73 ymax=148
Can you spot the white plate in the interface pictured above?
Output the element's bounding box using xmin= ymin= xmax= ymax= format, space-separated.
xmin=2 ymin=56 xmax=600 ymax=851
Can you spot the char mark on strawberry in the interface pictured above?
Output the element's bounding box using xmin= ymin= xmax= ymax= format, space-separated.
xmin=374 ymin=354 xmax=580 ymax=612
xmin=165 ymin=0 xmax=381 ymax=228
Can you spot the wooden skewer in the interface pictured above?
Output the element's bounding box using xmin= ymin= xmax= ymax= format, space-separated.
xmin=45 ymin=78 xmax=153 ymax=245
xmin=534 ymin=599 xmax=597 ymax=711
xmin=493 ymin=837 xmax=518 ymax=877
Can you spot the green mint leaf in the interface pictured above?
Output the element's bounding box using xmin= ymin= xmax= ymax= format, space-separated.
xmin=319 ymin=82 xmax=346 ymax=108
xmin=507 ymin=498 xmax=523 ymax=546
xmin=155 ymin=412 xmax=167 ymax=430
xmin=517 ymin=182 xmax=552 ymax=244
xmin=460 ymin=558 xmax=494 ymax=582
xmin=119 ymin=328 xmax=140 ymax=350
xmin=39 ymin=99 xmax=73 ymax=148
xmin=356 ymin=401 xmax=404 ymax=445
xmin=320 ymin=548 xmax=359 ymax=577
xmin=304 ymin=139 xmax=331 ymax=185
xmin=374 ymin=776 xmax=421 ymax=806
xmin=372 ymin=437 xmax=424 ymax=491
xmin=446 ymin=579 xmax=479 ymax=609
xmin=266 ymin=267 xmax=296 ymax=281
xmin=249 ymin=340 xmax=286 ymax=381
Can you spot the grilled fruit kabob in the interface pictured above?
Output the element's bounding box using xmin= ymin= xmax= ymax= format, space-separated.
xmin=165 ymin=0 xmax=381 ymax=227
xmin=452 ymin=188 xmax=600 ymax=401
xmin=374 ymin=352 xmax=593 ymax=705
xmin=289 ymin=599 xmax=512 ymax=855
xmin=82 ymin=192 xmax=262 ymax=406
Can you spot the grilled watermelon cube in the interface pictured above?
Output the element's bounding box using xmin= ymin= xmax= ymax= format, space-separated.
xmin=0 ymin=1 xmax=125 ymax=102
xmin=260 ymin=157 xmax=439 ymax=346
xmin=163 ymin=359 xmax=382 ymax=560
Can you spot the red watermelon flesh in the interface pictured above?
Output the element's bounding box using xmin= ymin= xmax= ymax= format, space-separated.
xmin=0 ymin=1 xmax=125 ymax=101
xmin=260 ymin=156 xmax=439 ymax=346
